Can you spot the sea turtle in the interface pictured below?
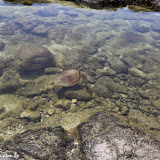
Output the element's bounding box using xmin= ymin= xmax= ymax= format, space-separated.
xmin=54 ymin=66 xmax=88 ymax=92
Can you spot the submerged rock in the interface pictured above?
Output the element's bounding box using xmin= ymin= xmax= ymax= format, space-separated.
xmin=34 ymin=6 xmax=58 ymax=17
xmin=0 ymin=23 xmax=15 ymax=35
xmin=128 ymin=76 xmax=145 ymax=86
xmin=0 ymin=40 xmax=5 ymax=51
xmin=134 ymin=24 xmax=150 ymax=33
xmin=108 ymin=58 xmax=127 ymax=74
xmin=20 ymin=110 xmax=41 ymax=122
xmin=151 ymin=20 xmax=160 ymax=32
xmin=0 ymin=71 xmax=21 ymax=93
xmin=14 ymin=17 xmax=36 ymax=32
xmin=64 ymin=87 xmax=92 ymax=101
xmin=31 ymin=24 xmax=49 ymax=36
xmin=14 ymin=44 xmax=55 ymax=72
xmin=94 ymin=76 xmax=127 ymax=98
xmin=129 ymin=67 xmax=147 ymax=78
xmin=16 ymin=74 xmax=56 ymax=96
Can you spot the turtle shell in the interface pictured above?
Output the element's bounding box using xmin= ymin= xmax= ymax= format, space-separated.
xmin=54 ymin=69 xmax=80 ymax=87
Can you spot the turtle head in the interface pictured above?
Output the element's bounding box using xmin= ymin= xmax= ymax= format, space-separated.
xmin=78 ymin=66 xmax=85 ymax=72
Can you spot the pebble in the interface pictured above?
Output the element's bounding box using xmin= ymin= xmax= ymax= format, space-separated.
xmin=72 ymin=99 xmax=77 ymax=104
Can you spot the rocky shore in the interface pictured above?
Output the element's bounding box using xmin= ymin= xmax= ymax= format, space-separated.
xmin=0 ymin=112 xmax=160 ymax=159
xmin=69 ymin=0 xmax=160 ymax=10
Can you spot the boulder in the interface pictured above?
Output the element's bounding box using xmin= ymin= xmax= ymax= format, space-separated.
xmin=0 ymin=71 xmax=21 ymax=93
xmin=64 ymin=87 xmax=92 ymax=101
xmin=15 ymin=44 xmax=55 ymax=72
xmin=133 ymin=24 xmax=150 ymax=33
xmin=108 ymin=58 xmax=127 ymax=74
xmin=94 ymin=76 xmax=127 ymax=98
xmin=78 ymin=112 xmax=160 ymax=159
xmin=20 ymin=110 xmax=41 ymax=122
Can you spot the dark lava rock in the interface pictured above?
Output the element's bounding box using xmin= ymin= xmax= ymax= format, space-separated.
xmin=2 ymin=127 xmax=67 ymax=160
xmin=0 ymin=40 xmax=5 ymax=51
xmin=94 ymin=76 xmax=127 ymax=98
xmin=15 ymin=44 xmax=55 ymax=72
xmin=35 ymin=6 xmax=58 ymax=17
xmin=78 ymin=112 xmax=160 ymax=160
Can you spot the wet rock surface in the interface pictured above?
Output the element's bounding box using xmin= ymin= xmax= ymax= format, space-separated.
xmin=2 ymin=126 xmax=67 ymax=160
xmin=0 ymin=71 xmax=21 ymax=93
xmin=78 ymin=112 xmax=160 ymax=160
xmin=14 ymin=44 xmax=55 ymax=72
xmin=94 ymin=76 xmax=127 ymax=98
xmin=1 ymin=112 xmax=159 ymax=160
xmin=72 ymin=0 xmax=160 ymax=10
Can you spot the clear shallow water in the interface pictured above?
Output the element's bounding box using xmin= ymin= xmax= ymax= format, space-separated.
xmin=0 ymin=0 xmax=160 ymax=140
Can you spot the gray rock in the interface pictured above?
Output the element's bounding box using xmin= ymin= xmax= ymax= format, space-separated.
xmin=128 ymin=76 xmax=145 ymax=86
xmin=78 ymin=112 xmax=160 ymax=160
xmin=96 ymin=67 xmax=116 ymax=77
xmin=31 ymin=25 xmax=48 ymax=36
xmin=94 ymin=76 xmax=127 ymax=98
xmin=0 ymin=60 xmax=5 ymax=74
xmin=16 ymin=74 xmax=56 ymax=96
xmin=0 ymin=23 xmax=15 ymax=35
xmin=20 ymin=110 xmax=41 ymax=122
xmin=15 ymin=44 xmax=55 ymax=72
xmin=14 ymin=17 xmax=36 ymax=32
xmin=138 ymin=89 xmax=149 ymax=99
xmin=134 ymin=24 xmax=150 ymax=33
xmin=152 ymin=21 xmax=160 ymax=32
xmin=0 ymin=40 xmax=5 ymax=51
xmin=64 ymin=87 xmax=92 ymax=101
xmin=151 ymin=100 xmax=160 ymax=110
xmin=35 ymin=6 xmax=58 ymax=17
xmin=129 ymin=67 xmax=147 ymax=78
xmin=109 ymin=58 xmax=127 ymax=73
xmin=0 ymin=71 xmax=21 ymax=93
